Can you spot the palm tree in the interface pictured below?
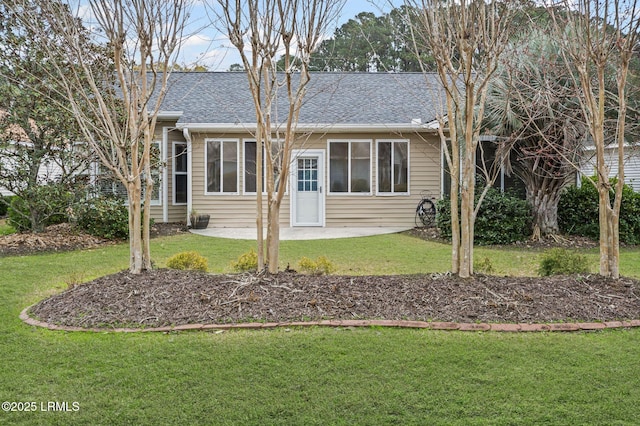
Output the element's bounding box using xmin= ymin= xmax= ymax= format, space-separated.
xmin=485 ymin=30 xmax=586 ymax=238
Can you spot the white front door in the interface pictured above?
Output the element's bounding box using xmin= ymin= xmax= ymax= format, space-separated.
xmin=291 ymin=150 xmax=324 ymax=227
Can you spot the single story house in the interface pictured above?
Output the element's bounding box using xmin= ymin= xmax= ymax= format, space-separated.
xmin=149 ymin=72 xmax=446 ymax=229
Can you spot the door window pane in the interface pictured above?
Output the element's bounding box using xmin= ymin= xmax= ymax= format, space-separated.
xmin=297 ymin=158 xmax=318 ymax=192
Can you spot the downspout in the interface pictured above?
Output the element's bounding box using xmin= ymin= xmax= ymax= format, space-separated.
xmin=162 ymin=127 xmax=169 ymax=223
xmin=183 ymin=127 xmax=193 ymax=227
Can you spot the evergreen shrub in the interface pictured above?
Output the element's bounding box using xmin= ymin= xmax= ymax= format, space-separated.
xmin=437 ymin=187 xmax=532 ymax=245
xmin=0 ymin=195 xmax=16 ymax=216
xmin=558 ymin=177 xmax=640 ymax=245
xmin=76 ymin=195 xmax=129 ymax=240
xmin=7 ymin=184 xmax=73 ymax=232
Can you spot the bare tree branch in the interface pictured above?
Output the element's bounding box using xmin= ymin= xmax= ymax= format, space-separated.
xmin=8 ymin=0 xmax=191 ymax=273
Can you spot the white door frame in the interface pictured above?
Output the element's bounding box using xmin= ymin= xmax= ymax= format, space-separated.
xmin=290 ymin=149 xmax=325 ymax=227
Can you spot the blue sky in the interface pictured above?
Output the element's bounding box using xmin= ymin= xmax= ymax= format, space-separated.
xmin=177 ymin=1 xmax=398 ymax=71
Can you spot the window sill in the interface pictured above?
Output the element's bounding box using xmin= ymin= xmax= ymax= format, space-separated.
xmin=204 ymin=192 xmax=240 ymax=196
xmin=375 ymin=192 xmax=410 ymax=197
xmin=328 ymin=192 xmax=373 ymax=196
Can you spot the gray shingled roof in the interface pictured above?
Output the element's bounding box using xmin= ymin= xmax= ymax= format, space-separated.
xmin=160 ymin=72 xmax=446 ymax=128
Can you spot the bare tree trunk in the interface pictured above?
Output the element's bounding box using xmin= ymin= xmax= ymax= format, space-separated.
xmin=589 ymin=66 xmax=623 ymax=279
xmin=409 ymin=0 xmax=517 ymax=277
xmin=597 ymin=183 xmax=622 ymax=278
xmin=217 ymin=0 xmax=340 ymax=273
xmin=459 ymin=160 xmax=474 ymax=278
xmin=267 ymin=200 xmax=280 ymax=273
xmin=440 ymin=98 xmax=461 ymax=275
xmin=256 ymin=127 xmax=265 ymax=271
xmin=142 ymin=153 xmax=153 ymax=271
xmin=27 ymin=156 xmax=44 ymax=232
xmin=527 ymin=187 xmax=560 ymax=238
xmin=548 ymin=0 xmax=639 ymax=279
xmin=449 ymin=151 xmax=461 ymax=275
xmin=14 ymin=0 xmax=190 ymax=274
xmin=128 ymin=181 xmax=143 ymax=273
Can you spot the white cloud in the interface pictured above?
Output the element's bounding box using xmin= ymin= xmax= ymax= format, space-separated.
xmin=181 ymin=34 xmax=215 ymax=48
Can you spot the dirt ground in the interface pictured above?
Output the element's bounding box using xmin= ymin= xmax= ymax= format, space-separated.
xmin=4 ymin=222 xmax=640 ymax=329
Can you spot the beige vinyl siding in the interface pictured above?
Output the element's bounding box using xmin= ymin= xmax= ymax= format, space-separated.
xmin=166 ymin=204 xmax=188 ymax=223
xmin=189 ymin=131 xmax=440 ymax=228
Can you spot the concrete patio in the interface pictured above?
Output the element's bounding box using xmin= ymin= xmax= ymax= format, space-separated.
xmin=189 ymin=226 xmax=411 ymax=241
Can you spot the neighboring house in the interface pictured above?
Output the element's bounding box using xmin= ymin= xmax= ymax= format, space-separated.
xmin=0 ymin=141 xmax=68 ymax=198
xmin=152 ymin=72 xmax=446 ymax=228
xmin=0 ymin=157 xmax=65 ymax=197
xmin=0 ymin=109 xmax=76 ymax=197
xmin=579 ymin=144 xmax=640 ymax=192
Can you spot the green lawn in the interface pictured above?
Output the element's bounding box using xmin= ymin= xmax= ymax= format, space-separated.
xmin=1 ymin=233 xmax=640 ymax=425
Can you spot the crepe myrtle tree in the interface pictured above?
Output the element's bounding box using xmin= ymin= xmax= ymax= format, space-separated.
xmin=9 ymin=0 xmax=191 ymax=273
xmin=405 ymin=0 xmax=522 ymax=277
xmin=546 ymin=0 xmax=640 ymax=279
xmin=214 ymin=0 xmax=344 ymax=273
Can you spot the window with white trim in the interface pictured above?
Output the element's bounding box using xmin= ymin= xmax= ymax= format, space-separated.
xmin=329 ymin=140 xmax=371 ymax=193
xmin=206 ymin=139 xmax=238 ymax=193
xmin=377 ymin=140 xmax=409 ymax=194
xmin=173 ymin=142 xmax=187 ymax=204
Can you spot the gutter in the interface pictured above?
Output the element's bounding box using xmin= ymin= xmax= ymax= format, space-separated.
xmin=157 ymin=111 xmax=184 ymax=121
xmin=161 ymin=127 xmax=169 ymax=223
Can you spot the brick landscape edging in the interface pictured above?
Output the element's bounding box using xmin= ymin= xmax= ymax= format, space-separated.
xmin=19 ymin=307 xmax=640 ymax=333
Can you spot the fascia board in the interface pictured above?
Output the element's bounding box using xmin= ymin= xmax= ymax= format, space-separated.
xmin=177 ymin=122 xmax=441 ymax=134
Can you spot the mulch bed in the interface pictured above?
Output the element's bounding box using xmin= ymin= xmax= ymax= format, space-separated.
xmin=406 ymin=227 xmax=600 ymax=250
xmin=0 ymin=223 xmax=116 ymax=256
xmin=6 ymin=222 xmax=640 ymax=329
xmin=28 ymin=269 xmax=640 ymax=329
xmin=0 ymin=222 xmax=188 ymax=257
